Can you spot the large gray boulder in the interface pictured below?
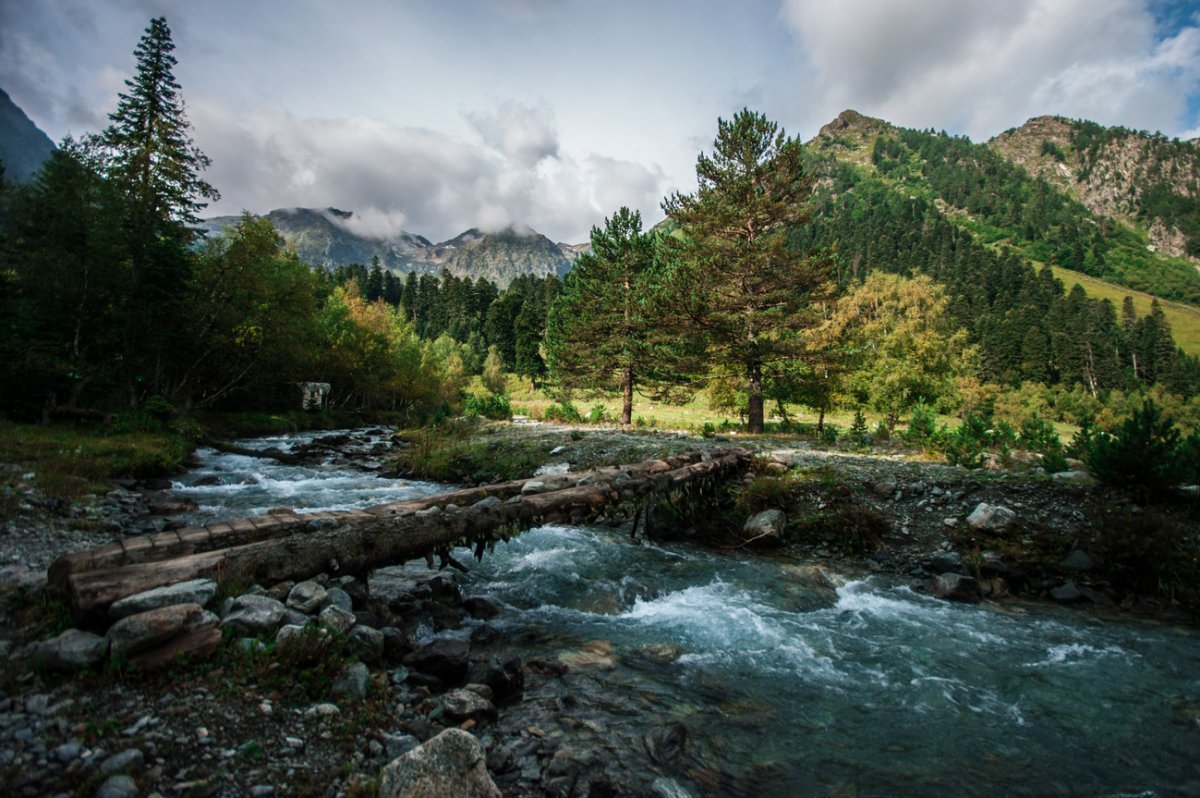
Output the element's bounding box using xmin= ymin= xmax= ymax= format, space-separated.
xmin=931 ymin=573 xmax=982 ymax=603
xmin=108 ymin=579 xmax=216 ymax=620
xmin=378 ymin=728 xmax=500 ymax=798
xmin=220 ymin=594 xmax=287 ymax=637
xmin=27 ymin=628 xmax=109 ymax=672
xmin=286 ymin=580 xmax=327 ymax=614
xmin=742 ymin=509 xmax=786 ymax=545
xmin=966 ymin=503 xmax=1016 ymax=532
xmin=107 ymin=603 xmax=202 ymax=657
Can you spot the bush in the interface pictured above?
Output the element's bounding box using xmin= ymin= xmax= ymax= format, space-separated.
xmin=1084 ymin=400 xmax=1185 ymax=493
xmin=543 ymin=401 xmax=583 ymax=423
xmin=587 ymin=404 xmax=610 ymax=424
xmin=849 ymin=409 xmax=868 ymax=440
xmin=463 ymin=393 xmax=512 ymax=421
xmin=944 ymin=413 xmax=989 ymax=469
xmin=819 ymin=424 xmax=839 ymax=444
xmin=903 ymin=403 xmax=938 ymax=444
xmin=1019 ymin=414 xmax=1068 ymax=473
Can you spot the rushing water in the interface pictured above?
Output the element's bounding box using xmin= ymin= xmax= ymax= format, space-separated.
xmin=176 ymin=431 xmax=1200 ymax=797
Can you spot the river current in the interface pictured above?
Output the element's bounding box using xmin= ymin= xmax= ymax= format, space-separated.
xmin=174 ymin=430 xmax=1200 ymax=797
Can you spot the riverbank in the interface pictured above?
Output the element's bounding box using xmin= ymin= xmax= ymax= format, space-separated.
xmin=1 ymin=422 xmax=1198 ymax=796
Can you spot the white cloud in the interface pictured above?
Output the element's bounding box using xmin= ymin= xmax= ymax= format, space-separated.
xmin=192 ymin=98 xmax=668 ymax=243
xmin=779 ymin=0 xmax=1200 ymax=139
xmin=466 ymin=101 xmax=560 ymax=167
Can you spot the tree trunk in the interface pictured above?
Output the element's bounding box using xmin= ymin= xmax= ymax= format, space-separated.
xmin=817 ymin=405 xmax=825 ymax=433
xmin=622 ymin=366 xmax=634 ymax=426
xmin=746 ymin=361 xmax=764 ymax=434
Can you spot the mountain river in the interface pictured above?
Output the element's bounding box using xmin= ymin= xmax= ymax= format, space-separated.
xmin=173 ymin=430 xmax=1200 ymax=797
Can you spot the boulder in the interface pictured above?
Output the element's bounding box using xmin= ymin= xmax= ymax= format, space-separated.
xmin=94 ymin=774 xmax=138 ymax=798
xmin=286 ymin=580 xmax=327 ymax=614
xmin=1061 ymin=550 xmax=1094 ymax=571
xmin=219 ymin=594 xmax=287 ymax=637
xmin=925 ymin=551 xmax=965 ymax=575
xmin=107 ymin=603 xmax=202 ymax=657
xmin=463 ymin=596 xmax=502 ymax=619
xmin=332 ymin=661 xmax=370 ymax=700
xmin=1050 ymin=582 xmax=1084 ymax=602
xmin=347 ymin=625 xmax=384 ymax=664
xmin=108 ymin=578 xmax=217 ymax=620
xmin=966 ymin=503 xmax=1016 ymax=532
xmin=319 ymin=605 xmax=356 ymax=634
xmin=439 ymin=688 xmax=498 ymax=723
xmin=323 ymin=586 xmax=354 ymax=613
xmin=378 ymin=728 xmax=500 ymax=798
xmin=742 ymin=509 xmax=786 ymax=545
xmin=931 ymin=573 xmax=982 ymax=603
xmin=97 ymin=748 xmax=145 ymax=778
xmin=27 ymin=628 xmax=109 ymax=672
xmin=405 ymin=638 xmax=470 ymax=686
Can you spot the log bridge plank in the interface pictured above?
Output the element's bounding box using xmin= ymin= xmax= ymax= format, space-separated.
xmin=49 ymin=448 xmax=750 ymax=624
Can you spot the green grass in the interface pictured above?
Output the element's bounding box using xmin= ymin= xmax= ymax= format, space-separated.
xmin=1049 ymin=265 xmax=1200 ymax=355
xmin=0 ymin=421 xmax=192 ymax=499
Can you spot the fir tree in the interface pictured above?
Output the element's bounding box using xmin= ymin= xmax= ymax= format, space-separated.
xmin=662 ymin=109 xmax=833 ymax=433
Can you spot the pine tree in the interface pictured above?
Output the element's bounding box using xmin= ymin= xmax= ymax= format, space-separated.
xmin=102 ymin=16 xmax=218 ymax=402
xmin=662 ymin=109 xmax=833 ymax=433
xmin=545 ymin=207 xmax=685 ymax=425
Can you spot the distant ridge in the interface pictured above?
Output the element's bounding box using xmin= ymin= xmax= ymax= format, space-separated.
xmin=0 ymin=87 xmax=55 ymax=183
xmin=199 ymin=208 xmax=583 ymax=287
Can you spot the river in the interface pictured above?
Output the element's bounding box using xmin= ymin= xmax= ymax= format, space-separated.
xmin=173 ymin=430 xmax=1200 ymax=797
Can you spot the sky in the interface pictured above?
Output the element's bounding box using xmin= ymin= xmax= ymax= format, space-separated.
xmin=1 ymin=0 xmax=1198 ymax=244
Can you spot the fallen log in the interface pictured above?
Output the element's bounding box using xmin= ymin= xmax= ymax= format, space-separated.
xmin=57 ymin=448 xmax=750 ymax=624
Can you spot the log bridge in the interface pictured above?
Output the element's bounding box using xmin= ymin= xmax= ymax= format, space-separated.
xmin=49 ymin=448 xmax=751 ymax=624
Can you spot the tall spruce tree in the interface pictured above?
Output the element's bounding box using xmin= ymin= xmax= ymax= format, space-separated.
xmin=662 ymin=109 xmax=832 ymax=433
xmin=545 ymin=207 xmax=680 ymax=425
xmin=102 ymin=16 xmax=217 ymax=402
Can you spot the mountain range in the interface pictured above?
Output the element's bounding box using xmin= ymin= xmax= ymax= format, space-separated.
xmin=0 ymin=87 xmax=55 ymax=184
xmin=197 ymin=208 xmax=580 ymax=287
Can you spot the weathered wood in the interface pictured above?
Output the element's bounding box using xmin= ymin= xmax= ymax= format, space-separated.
xmin=58 ymin=448 xmax=750 ymax=623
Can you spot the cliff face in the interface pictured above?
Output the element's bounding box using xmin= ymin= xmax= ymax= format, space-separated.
xmin=989 ymin=116 xmax=1200 ymax=262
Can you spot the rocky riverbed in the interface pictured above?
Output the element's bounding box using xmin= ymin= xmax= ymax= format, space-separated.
xmin=2 ymin=424 xmax=1198 ymax=797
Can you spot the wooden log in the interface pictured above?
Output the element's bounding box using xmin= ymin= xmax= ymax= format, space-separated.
xmin=62 ymin=448 xmax=749 ymax=623
xmin=47 ymin=450 xmax=726 ymax=595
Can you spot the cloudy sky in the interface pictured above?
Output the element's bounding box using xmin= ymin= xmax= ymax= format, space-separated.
xmin=2 ymin=0 xmax=1198 ymax=243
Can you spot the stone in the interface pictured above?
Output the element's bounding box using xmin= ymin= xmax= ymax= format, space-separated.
xmin=93 ymin=774 xmax=138 ymax=798
xmin=966 ymin=503 xmax=1017 ymax=532
xmin=1050 ymin=582 xmax=1084 ymax=602
xmin=383 ymin=732 xmax=421 ymax=760
xmin=97 ymin=748 xmax=145 ymax=777
xmin=520 ymin=480 xmax=548 ymax=495
xmin=286 ymin=580 xmax=327 ymax=614
xmin=323 ymin=586 xmax=354 ymax=613
xmin=473 ymin=496 xmax=502 ymax=508
xmin=1050 ymin=470 xmax=1092 ymax=484
xmin=440 ymin=688 xmax=498 ymax=723
xmin=108 ymin=579 xmax=217 ymax=620
xmin=332 ymin=661 xmax=370 ymax=700
xmin=463 ymin=596 xmax=502 ymax=619
xmin=347 ymin=625 xmax=384 ymax=664
xmin=931 ymin=573 xmax=982 ymax=603
xmin=742 ymin=509 xmax=786 ymax=545
xmin=332 ymin=576 xmax=368 ymax=606
xmin=28 ymin=628 xmax=109 ymax=672
xmin=1061 ymin=550 xmax=1094 ymax=571
xmin=644 ymin=722 xmax=689 ymax=766
xmin=872 ymin=480 xmax=897 ymax=498
xmin=107 ymin=603 xmax=202 ymax=658
xmin=378 ymin=728 xmax=501 ymax=798
xmin=925 ymin=551 xmax=965 ymax=575
xmin=405 ymin=638 xmax=470 ymax=686
xmin=318 ymin=604 xmax=356 ymax=634
xmin=219 ymin=594 xmax=287 ymax=637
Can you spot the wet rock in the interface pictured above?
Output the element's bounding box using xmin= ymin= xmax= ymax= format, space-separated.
xmin=332 ymin=661 xmax=370 ymax=700
xmin=439 ymin=688 xmax=497 ymax=723
xmin=980 ymin=550 xmax=1008 ymax=575
xmin=27 ymin=628 xmax=109 ymax=672
xmin=463 ymin=596 xmax=502 ymax=619
xmin=644 ymin=722 xmax=689 ymax=766
xmin=382 ymin=627 xmax=410 ymax=663
xmin=405 ymin=638 xmax=470 ymax=686
xmin=966 ymin=502 xmax=1016 ymax=531
xmin=286 ymin=580 xmax=327 ymax=613
xmin=219 ymin=594 xmax=287 ymax=637
xmin=148 ymin=498 xmax=198 ymax=515
xmin=108 ymin=579 xmax=217 ymax=620
xmin=1061 ymin=550 xmax=1094 ymax=571
xmin=1050 ymin=582 xmax=1084 ymax=602
xmin=378 ymin=728 xmax=501 ymax=798
xmin=742 ymin=509 xmax=786 ymax=545
xmin=107 ymin=603 xmax=202 ymax=657
xmin=193 ymin=475 xmax=222 ymax=486
xmin=931 ymin=573 xmax=982 ymax=603
xmin=348 ymin=625 xmax=384 ymax=664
